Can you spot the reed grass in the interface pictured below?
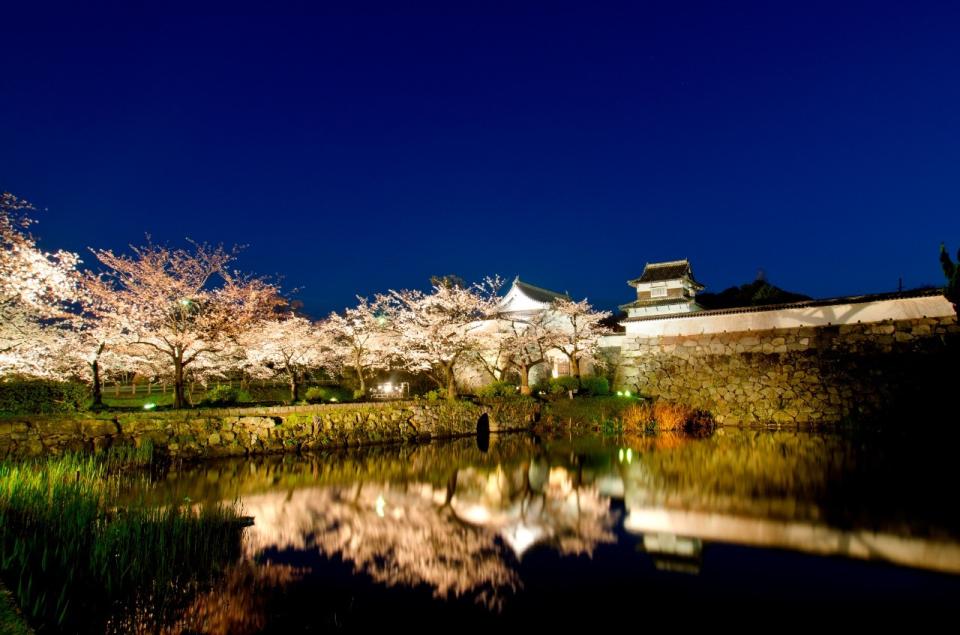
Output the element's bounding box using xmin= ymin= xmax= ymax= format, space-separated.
xmin=0 ymin=452 xmax=243 ymax=632
xmin=619 ymin=401 xmax=714 ymax=432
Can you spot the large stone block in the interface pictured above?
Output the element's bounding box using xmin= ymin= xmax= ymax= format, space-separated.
xmin=80 ymin=419 xmax=120 ymax=438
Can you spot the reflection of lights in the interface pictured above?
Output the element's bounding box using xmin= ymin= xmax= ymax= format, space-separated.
xmin=457 ymin=504 xmax=493 ymax=524
xmin=617 ymin=391 xmax=623 ymax=396
xmin=618 ymin=448 xmax=633 ymax=464
xmin=375 ymin=494 xmax=386 ymax=517
xmin=501 ymin=522 xmax=543 ymax=557
xmin=627 ymin=448 xmax=633 ymax=464
xmin=618 ymin=448 xmax=624 ymax=462
xmin=143 ymin=402 xmax=156 ymax=410
xmin=643 ymin=533 xmax=701 ymax=557
xmin=625 ymin=391 xmax=631 ymax=397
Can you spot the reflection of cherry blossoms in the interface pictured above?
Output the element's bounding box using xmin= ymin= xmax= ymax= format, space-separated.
xmin=242 ymin=483 xmax=519 ymax=609
xmin=451 ymin=465 xmax=618 ymax=558
xmin=108 ymin=562 xmax=305 ymax=635
xmin=240 ymin=464 xmax=616 ymax=610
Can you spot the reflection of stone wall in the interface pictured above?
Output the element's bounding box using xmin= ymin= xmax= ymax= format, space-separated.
xmin=0 ymin=399 xmax=539 ymax=460
xmin=613 ymin=316 xmax=958 ymax=426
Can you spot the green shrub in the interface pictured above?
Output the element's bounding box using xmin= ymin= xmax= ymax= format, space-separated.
xmin=199 ymin=385 xmax=252 ymax=407
xmin=0 ymin=380 xmax=89 ymax=414
xmin=304 ymin=386 xmax=352 ymax=403
xmin=579 ymin=376 xmax=610 ymax=396
xmin=423 ymin=389 xmax=443 ymax=401
xmin=477 ymin=381 xmax=520 ymax=398
xmin=549 ymin=376 xmax=580 ymax=394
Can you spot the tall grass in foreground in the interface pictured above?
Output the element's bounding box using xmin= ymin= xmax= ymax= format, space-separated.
xmin=0 ymin=454 xmax=243 ymax=633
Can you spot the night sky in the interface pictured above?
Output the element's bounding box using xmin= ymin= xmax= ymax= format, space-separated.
xmin=3 ymin=1 xmax=959 ymax=316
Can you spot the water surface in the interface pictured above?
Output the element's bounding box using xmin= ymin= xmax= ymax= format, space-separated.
xmin=130 ymin=429 xmax=960 ymax=631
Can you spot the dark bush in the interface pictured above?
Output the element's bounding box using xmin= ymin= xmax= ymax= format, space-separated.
xmin=579 ymin=376 xmax=610 ymax=396
xmin=304 ymin=386 xmax=353 ymax=403
xmin=0 ymin=380 xmax=89 ymax=414
xmin=199 ymin=385 xmax=252 ymax=407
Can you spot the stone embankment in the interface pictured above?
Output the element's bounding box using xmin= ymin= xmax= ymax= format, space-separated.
xmin=0 ymin=399 xmax=539 ymax=460
xmin=612 ymin=315 xmax=958 ymax=426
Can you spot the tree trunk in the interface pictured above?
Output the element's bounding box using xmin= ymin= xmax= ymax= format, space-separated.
xmin=90 ymin=359 xmax=103 ymax=408
xmin=289 ymin=373 xmax=300 ymax=403
xmin=356 ymin=364 xmax=366 ymax=396
xmin=173 ymin=355 xmax=186 ymax=409
xmin=570 ymin=355 xmax=581 ymax=381
xmin=519 ymin=364 xmax=532 ymax=395
xmin=444 ymin=364 xmax=457 ymax=400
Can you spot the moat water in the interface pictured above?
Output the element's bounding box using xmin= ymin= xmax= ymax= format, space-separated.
xmin=128 ymin=429 xmax=960 ymax=631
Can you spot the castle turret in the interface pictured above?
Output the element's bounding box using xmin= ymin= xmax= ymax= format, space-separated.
xmin=620 ymin=259 xmax=704 ymax=318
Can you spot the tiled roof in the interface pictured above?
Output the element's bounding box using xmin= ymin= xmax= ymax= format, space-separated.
xmin=628 ymin=259 xmax=703 ymax=288
xmin=620 ymin=287 xmax=946 ymax=323
xmin=512 ymin=278 xmax=571 ymax=304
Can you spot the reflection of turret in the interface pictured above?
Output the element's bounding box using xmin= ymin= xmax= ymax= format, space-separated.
xmin=623 ymin=506 xmax=960 ymax=575
xmin=638 ymin=533 xmax=703 ymax=575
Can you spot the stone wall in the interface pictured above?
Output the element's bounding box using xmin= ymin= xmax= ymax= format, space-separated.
xmin=0 ymin=399 xmax=540 ymax=460
xmin=612 ymin=315 xmax=958 ymax=426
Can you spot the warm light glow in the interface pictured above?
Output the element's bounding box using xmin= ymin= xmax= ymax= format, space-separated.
xmin=143 ymin=402 xmax=156 ymax=410
xmin=329 ymin=397 xmax=338 ymax=402
xmin=375 ymin=493 xmax=386 ymax=518
xmin=501 ymin=522 xmax=543 ymax=557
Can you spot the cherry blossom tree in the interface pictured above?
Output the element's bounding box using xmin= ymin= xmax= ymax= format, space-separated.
xmin=321 ymin=297 xmax=394 ymax=397
xmin=473 ymin=324 xmax=513 ymax=382
xmin=0 ymin=192 xmax=81 ymax=364
xmin=548 ymin=298 xmax=612 ymax=382
xmin=242 ymin=315 xmax=332 ymax=402
xmin=87 ymin=240 xmax=283 ymax=408
xmin=388 ymin=277 xmax=502 ymax=399
xmin=499 ymin=313 xmax=565 ymax=395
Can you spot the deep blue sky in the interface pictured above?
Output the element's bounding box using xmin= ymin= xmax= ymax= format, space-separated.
xmin=3 ymin=1 xmax=959 ymax=315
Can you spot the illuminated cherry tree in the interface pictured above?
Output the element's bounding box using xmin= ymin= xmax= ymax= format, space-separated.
xmin=388 ymin=277 xmax=502 ymax=399
xmin=0 ymin=192 xmax=81 ymax=364
xmin=499 ymin=313 xmax=566 ymax=395
xmin=321 ymin=297 xmax=395 ymax=397
xmin=242 ymin=315 xmax=333 ymax=402
xmin=472 ymin=323 xmax=513 ymax=382
xmin=548 ymin=298 xmax=612 ymax=381
xmin=87 ymin=241 xmax=283 ymax=408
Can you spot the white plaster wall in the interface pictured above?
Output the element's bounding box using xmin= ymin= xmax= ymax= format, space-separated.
xmin=623 ymin=295 xmax=954 ymax=337
xmin=626 ymin=302 xmax=698 ymax=318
